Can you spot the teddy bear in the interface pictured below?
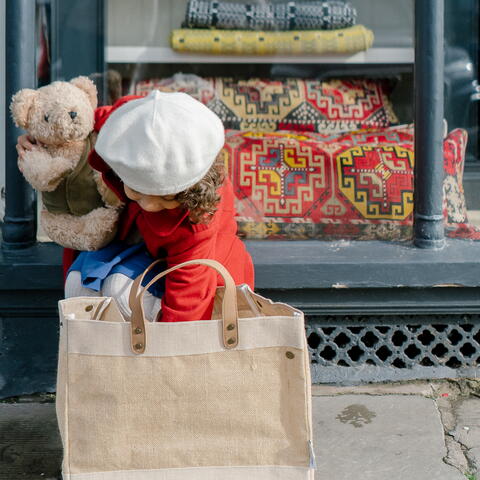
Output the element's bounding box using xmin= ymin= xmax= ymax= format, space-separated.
xmin=10 ymin=76 xmax=123 ymax=251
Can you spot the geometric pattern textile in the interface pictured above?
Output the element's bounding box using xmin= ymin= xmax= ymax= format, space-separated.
xmin=221 ymin=127 xmax=475 ymax=240
xmin=135 ymin=75 xmax=397 ymax=134
xmin=183 ymin=0 xmax=357 ymax=31
xmin=170 ymin=25 xmax=374 ymax=55
xmin=136 ymin=74 xmax=217 ymax=106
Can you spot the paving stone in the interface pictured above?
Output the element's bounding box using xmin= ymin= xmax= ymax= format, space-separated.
xmin=444 ymin=436 xmax=469 ymax=473
xmin=0 ymin=394 xmax=468 ymax=479
xmin=452 ymin=397 xmax=480 ymax=473
xmin=312 ymin=394 xmax=465 ymax=480
xmin=0 ymin=403 xmax=61 ymax=479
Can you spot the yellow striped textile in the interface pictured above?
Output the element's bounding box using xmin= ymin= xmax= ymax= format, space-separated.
xmin=171 ymin=25 xmax=374 ymax=55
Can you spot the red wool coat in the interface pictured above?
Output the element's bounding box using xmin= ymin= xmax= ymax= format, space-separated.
xmin=65 ymin=95 xmax=254 ymax=322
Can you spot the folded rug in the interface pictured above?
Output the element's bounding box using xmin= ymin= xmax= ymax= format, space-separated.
xmin=183 ymin=0 xmax=357 ymax=31
xmin=221 ymin=127 xmax=478 ymax=241
xmin=136 ymin=75 xmax=396 ymax=134
xmin=171 ymin=25 xmax=374 ymax=55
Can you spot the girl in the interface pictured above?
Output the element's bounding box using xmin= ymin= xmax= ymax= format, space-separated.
xmin=18 ymin=90 xmax=255 ymax=322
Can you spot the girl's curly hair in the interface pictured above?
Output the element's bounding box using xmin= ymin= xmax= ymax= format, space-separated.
xmin=175 ymin=155 xmax=225 ymax=224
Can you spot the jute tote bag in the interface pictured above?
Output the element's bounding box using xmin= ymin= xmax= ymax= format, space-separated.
xmin=56 ymin=259 xmax=315 ymax=480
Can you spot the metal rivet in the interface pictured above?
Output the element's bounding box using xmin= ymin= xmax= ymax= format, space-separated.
xmin=134 ymin=327 xmax=142 ymax=334
xmin=85 ymin=305 xmax=93 ymax=312
xmin=227 ymin=323 xmax=235 ymax=331
xmin=134 ymin=343 xmax=143 ymax=350
xmin=227 ymin=337 xmax=236 ymax=345
xmin=286 ymin=351 xmax=295 ymax=359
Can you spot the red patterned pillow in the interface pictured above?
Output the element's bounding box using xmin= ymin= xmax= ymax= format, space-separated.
xmin=222 ymin=126 xmax=475 ymax=240
xmin=136 ymin=74 xmax=398 ymax=133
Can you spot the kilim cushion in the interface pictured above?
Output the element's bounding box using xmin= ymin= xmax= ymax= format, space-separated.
xmin=170 ymin=25 xmax=374 ymax=55
xmin=135 ymin=75 xmax=397 ymax=134
xmin=182 ymin=0 xmax=357 ymax=31
xmin=221 ymin=126 xmax=477 ymax=241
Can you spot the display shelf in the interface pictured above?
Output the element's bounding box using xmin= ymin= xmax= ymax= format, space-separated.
xmin=106 ymin=46 xmax=414 ymax=64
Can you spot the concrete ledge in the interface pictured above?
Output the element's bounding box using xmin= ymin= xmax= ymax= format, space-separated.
xmin=247 ymin=239 xmax=480 ymax=289
xmin=4 ymin=239 xmax=480 ymax=292
xmin=312 ymin=381 xmax=436 ymax=397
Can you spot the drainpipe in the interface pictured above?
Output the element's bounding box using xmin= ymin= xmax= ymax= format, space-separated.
xmin=413 ymin=0 xmax=446 ymax=249
xmin=2 ymin=0 xmax=37 ymax=249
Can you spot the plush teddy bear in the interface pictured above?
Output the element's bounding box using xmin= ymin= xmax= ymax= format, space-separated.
xmin=10 ymin=76 xmax=122 ymax=251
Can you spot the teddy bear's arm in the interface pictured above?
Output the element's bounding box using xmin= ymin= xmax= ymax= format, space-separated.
xmin=93 ymin=170 xmax=124 ymax=208
xmin=41 ymin=206 xmax=120 ymax=251
xmin=19 ymin=148 xmax=76 ymax=192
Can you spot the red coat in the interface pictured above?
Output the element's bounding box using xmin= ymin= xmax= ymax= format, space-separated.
xmin=66 ymin=96 xmax=254 ymax=322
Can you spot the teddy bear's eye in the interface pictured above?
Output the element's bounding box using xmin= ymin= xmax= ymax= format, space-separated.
xmin=44 ymin=114 xmax=49 ymax=122
xmin=69 ymin=111 xmax=77 ymax=120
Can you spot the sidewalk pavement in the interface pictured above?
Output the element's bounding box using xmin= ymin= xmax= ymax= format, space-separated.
xmin=1 ymin=379 xmax=479 ymax=479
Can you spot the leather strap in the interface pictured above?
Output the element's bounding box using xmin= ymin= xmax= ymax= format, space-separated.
xmin=128 ymin=259 xmax=239 ymax=355
xmin=128 ymin=259 xmax=164 ymax=354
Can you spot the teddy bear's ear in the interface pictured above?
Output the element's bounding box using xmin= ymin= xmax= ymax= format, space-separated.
xmin=70 ymin=76 xmax=98 ymax=109
xmin=10 ymin=89 xmax=36 ymax=129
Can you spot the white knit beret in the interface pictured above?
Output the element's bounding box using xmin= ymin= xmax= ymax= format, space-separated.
xmin=95 ymin=90 xmax=225 ymax=195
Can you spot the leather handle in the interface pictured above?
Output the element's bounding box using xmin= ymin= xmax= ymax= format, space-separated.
xmin=128 ymin=259 xmax=239 ymax=354
xmin=128 ymin=259 xmax=164 ymax=353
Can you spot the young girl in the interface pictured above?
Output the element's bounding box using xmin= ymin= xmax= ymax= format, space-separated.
xmin=18 ymin=90 xmax=254 ymax=322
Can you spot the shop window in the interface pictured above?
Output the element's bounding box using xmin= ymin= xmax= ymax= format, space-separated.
xmin=26 ymin=0 xmax=480 ymax=245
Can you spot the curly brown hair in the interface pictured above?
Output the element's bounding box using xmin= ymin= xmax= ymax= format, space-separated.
xmin=175 ymin=155 xmax=225 ymax=224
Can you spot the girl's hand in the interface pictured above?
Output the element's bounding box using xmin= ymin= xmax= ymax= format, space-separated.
xmin=16 ymin=135 xmax=45 ymax=160
xmin=16 ymin=135 xmax=45 ymax=173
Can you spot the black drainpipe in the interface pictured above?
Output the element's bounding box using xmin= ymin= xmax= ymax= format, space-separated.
xmin=2 ymin=0 xmax=36 ymax=249
xmin=413 ymin=0 xmax=446 ymax=249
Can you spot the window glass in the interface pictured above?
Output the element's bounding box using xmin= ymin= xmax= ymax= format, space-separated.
xmin=35 ymin=0 xmax=53 ymax=242
xmin=43 ymin=0 xmax=476 ymax=244
xmin=444 ymin=0 xmax=480 ymax=233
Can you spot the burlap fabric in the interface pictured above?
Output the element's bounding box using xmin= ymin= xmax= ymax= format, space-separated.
xmin=56 ymin=259 xmax=314 ymax=479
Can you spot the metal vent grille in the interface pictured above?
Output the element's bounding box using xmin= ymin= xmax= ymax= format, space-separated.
xmin=306 ymin=314 xmax=480 ymax=383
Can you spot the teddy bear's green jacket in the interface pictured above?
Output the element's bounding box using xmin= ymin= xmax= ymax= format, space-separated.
xmin=42 ymin=134 xmax=104 ymax=216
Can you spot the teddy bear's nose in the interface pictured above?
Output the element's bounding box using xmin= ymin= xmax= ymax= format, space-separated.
xmin=69 ymin=111 xmax=77 ymax=120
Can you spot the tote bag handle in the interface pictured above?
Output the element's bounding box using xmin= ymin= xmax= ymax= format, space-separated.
xmin=129 ymin=259 xmax=239 ymax=354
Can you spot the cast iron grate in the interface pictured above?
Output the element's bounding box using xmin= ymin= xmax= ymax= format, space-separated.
xmin=306 ymin=314 xmax=480 ymax=369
